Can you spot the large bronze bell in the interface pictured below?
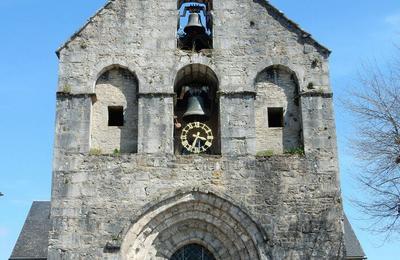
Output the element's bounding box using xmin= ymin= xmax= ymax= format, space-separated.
xmin=183 ymin=95 xmax=208 ymax=122
xmin=184 ymin=13 xmax=206 ymax=35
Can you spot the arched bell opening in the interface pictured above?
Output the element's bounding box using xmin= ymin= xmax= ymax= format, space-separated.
xmin=177 ymin=1 xmax=213 ymax=51
xmin=174 ymin=64 xmax=220 ymax=155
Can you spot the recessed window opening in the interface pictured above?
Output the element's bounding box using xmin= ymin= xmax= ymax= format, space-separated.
xmin=108 ymin=106 xmax=124 ymax=126
xmin=268 ymin=107 xmax=284 ymax=128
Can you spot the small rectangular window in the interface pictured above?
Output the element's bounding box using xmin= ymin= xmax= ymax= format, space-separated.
xmin=268 ymin=107 xmax=284 ymax=128
xmin=108 ymin=106 xmax=124 ymax=126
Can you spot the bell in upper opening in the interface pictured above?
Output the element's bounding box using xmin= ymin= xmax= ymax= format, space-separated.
xmin=183 ymin=94 xmax=208 ymax=122
xmin=184 ymin=13 xmax=206 ymax=35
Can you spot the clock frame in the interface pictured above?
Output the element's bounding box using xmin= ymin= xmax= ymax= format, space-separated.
xmin=180 ymin=121 xmax=214 ymax=154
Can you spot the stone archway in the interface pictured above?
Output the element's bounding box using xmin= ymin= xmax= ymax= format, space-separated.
xmin=120 ymin=191 xmax=268 ymax=260
xmin=170 ymin=244 xmax=215 ymax=260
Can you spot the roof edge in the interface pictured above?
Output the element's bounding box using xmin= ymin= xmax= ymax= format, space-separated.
xmin=9 ymin=201 xmax=51 ymax=260
xmin=262 ymin=0 xmax=331 ymax=55
xmin=56 ymin=0 xmax=331 ymax=58
xmin=344 ymin=214 xmax=366 ymax=259
xmin=345 ymin=256 xmax=367 ymax=259
xmin=56 ymin=0 xmax=114 ymax=58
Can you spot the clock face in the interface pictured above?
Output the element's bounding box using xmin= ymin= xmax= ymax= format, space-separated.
xmin=180 ymin=122 xmax=213 ymax=154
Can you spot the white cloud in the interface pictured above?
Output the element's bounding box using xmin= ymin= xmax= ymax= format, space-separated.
xmin=385 ymin=13 xmax=400 ymax=26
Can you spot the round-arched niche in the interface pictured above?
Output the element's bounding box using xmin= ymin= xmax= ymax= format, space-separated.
xmin=254 ymin=65 xmax=303 ymax=154
xmin=91 ymin=66 xmax=139 ymax=154
xmin=173 ymin=64 xmax=220 ymax=155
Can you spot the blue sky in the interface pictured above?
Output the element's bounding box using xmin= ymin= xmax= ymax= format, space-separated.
xmin=0 ymin=0 xmax=399 ymax=259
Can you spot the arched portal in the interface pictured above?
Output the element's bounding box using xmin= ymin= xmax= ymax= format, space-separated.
xmin=174 ymin=64 xmax=220 ymax=155
xmin=170 ymin=244 xmax=216 ymax=260
xmin=120 ymin=192 xmax=267 ymax=260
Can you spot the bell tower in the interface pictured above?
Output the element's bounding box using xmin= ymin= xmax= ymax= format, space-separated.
xmin=177 ymin=0 xmax=213 ymax=51
xmin=45 ymin=0 xmax=348 ymax=259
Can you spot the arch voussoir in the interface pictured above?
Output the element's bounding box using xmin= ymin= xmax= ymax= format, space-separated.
xmin=120 ymin=192 xmax=267 ymax=260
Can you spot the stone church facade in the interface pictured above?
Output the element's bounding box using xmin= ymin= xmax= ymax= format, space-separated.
xmin=10 ymin=0 xmax=366 ymax=259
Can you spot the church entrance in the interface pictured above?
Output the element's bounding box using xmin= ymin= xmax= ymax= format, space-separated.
xmin=170 ymin=244 xmax=216 ymax=260
xmin=120 ymin=191 xmax=266 ymax=260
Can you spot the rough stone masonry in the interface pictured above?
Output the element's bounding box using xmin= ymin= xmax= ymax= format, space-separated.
xmin=48 ymin=0 xmax=344 ymax=259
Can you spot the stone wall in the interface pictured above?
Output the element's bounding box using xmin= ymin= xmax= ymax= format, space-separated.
xmin=54 ymin=94 xmax=92 ymax=154
xmin=49 ymin=154 xmax=343 ymax=259
xmin=55 ymin=0 xmax=332 ymax=156
xmin=50 ymin=0 xmax=344 ymax=259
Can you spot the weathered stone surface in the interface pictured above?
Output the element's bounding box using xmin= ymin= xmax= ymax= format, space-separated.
xmin=49 ymin=154 xmax=343 ymax=259
xmin=54 ymin=93 xmax=92 ymax=154
xmin=56 ymin=0 xmax=332 ymax=156
xmin=49 ymin=0 xmax=344 ymax=259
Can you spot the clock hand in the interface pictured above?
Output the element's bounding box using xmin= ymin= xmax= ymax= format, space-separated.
xmin=192 ymin=132 xmax=200 ymax=147
xmin=198 ymin=135 xmax=207 ymax=141
xmin=192 ymin=133 xmax=207 ymax=141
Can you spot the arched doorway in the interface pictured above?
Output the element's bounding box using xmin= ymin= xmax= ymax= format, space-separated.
xmin=170 ymin=244 xmax=216 ymax=260
xmin=120 ymin=191 xmax=267 ymax=260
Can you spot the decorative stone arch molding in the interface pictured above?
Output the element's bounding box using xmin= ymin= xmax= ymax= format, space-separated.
xmin=120 ymin=191 xmax=269 ymax=260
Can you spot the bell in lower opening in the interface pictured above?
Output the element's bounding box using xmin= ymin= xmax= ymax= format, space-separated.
xmin=183 ymin=95 xmax=208 ymax=122
xmin=184 ymin=13 xmax=206 ymax=35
